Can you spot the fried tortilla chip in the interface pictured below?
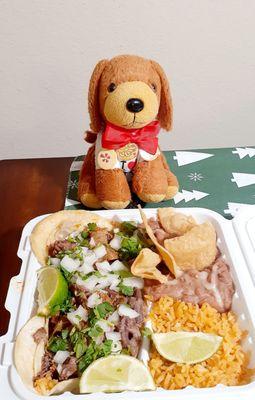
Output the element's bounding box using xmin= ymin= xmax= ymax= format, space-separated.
xmin=158 ymin=208 xmax=197 ymax=237
xmin=138 ymin=206 xmax=182 ymax=278
xmin=30 ymin=210 xmax=113 ymax=266
xmin=164 ymin=221 xmax=217 ymax=271
xmin=131 ymin=248 xmax=167 ymax=283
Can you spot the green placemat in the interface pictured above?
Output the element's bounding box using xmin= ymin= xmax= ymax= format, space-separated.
xmin=65 ymin=147 xmax=255 ymax=219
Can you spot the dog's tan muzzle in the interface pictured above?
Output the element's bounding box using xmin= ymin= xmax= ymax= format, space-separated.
xmin=103 ymin=81 xmax=159 ymax=129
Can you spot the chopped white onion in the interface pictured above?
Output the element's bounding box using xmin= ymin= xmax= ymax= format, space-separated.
xmin=81 ymin=246 xmax=89 ymax=256
xmin=106 ymin=331 xmax=121 ymax=342
xmin=96 ymin=319 xmax=113 ymax=333
xmin=122 ymin=277 xmax=144 ymax=289
xmin=76 ymin=275 xmax=98 ymax=291
xmin=83 ymin=250 xmax=97 ymax=266
xmin=96 ymin=260 xmax=112 ymax=274
xmin=57 ymin=364 xmax=63 ymax=375
xmin=93 ymin=245 xmax=107 ymax=259
xmin=50 ymin=257 xmax=60 ymax=266
xmin=109 ymin=235 xmax=122 ymax=250
xmin=118 ymin=304 xmax=139 ymax=319
xmin=87 ymin=292 xmax=102 ymax=308
xmin=89 ymin=237 xmax=96 ymax=247
xmin=94 ymin=334 xmax=104 ymax=346
xmin=60 ymin=255 xmax=80 ymax=272
xmin=107 ymin=310 xmax=119 ymax=325
xmin=67 ymin=305 xmax=88 ymax=325
xmin=53 ymin=350 xmax=70 ymax=364
xmin=110 ymin=285 xmax=120 ymax=293
xmin=78 ymin=262 xmax=95 ymax=275
xmin=108 ymin=274 xmax=121 ymax=290
xmin=95 ymin=276 xmax=111 ymax=290
xmin=110 ymin=260 xmax=128 ymax=272
xmin=111 ymin=340 xmax=122 ymax=354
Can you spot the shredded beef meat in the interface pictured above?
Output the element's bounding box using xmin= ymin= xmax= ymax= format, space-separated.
xmin=105 ymin=289 xmax=127 ymax=307
xmin=35 ymin=351 xmax=56 ymax=380
xmin=33 ymin=327 xmax=47 ymax=344
xmin=90 ymin=228 xmax=113 ymax=245
xmin=128 ymin=289 xmax=147 ymax=327
xmin=59 ymin=356 xmax=77 ymax=381
xmin=102 ymin=246 xmax=119 ymax=261
xmin=70 ymin=283 xmax=90 ymax=308
xmin=49 ymin=315 xmax=72 ymax=336
xmin=48 ymin=240 xmax=76 ymax=257
xmin=146 ymin=218 xmax=170 ymax=245
xmin=118 ymin=289 xmax=146 ymax=357
xmin=118 ymin=317 xmax=141 ymax=357
xmin=144 ymin=258 xmax=235 ymax=313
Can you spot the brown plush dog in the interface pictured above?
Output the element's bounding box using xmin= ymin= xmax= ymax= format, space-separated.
xmin=78 ymin=55 xmax=179 ymax=209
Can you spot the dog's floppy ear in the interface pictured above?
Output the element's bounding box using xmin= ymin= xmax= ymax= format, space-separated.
xmin=150 ymin=60 xmax=173 ymax=131
xmin=88 ymin=59 xmax=108 ymax=132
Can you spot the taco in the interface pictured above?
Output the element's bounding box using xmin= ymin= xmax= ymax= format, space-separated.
xmin=30 ymin=210 xmax=113 ymax=266
xmin=14 ymin=316 xmax=79 ymax=395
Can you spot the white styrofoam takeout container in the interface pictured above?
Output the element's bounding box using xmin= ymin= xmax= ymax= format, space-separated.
xmin=1 ymin=207 xmax=255 ymax=400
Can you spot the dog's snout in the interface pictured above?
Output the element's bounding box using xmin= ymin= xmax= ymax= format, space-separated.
xmin=126 ymin=98 xmax=144 ymax=113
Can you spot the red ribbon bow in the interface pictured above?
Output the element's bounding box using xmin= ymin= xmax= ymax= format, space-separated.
xmin=102 ymin=121 xmax=160 ymax=155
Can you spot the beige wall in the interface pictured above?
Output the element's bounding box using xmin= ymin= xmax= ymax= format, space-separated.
xmin=1 ymin=0 xmax=255 ymax=160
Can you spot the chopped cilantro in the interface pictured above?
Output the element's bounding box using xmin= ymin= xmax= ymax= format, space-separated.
xmin=120 ymin=221 xmax=137 ymax=236
xmin=67 ymin=236 xmax=76 ymax=243
xmin=80 ymin=239 xmax=90 ymax=247
xmin=118 ymin=236 xmax=144 ymax=261
xmin=116 ymin=270 xmax=133 ymax=278
xmin=98 ymin=339 xmax=112 ymax=357
xmin=58 ymin=266 xmax=73 ymax=283
xmin=87 ymin=222 xmax=97 ymax=232
xmin=48 ymin=336 xmax=68 ymax=353
xmin=94 ymin=302 xmax=114 ymax=319
xmin=78 ymin=342 xmax=96 ymax=372
xmin=78 ymin=340 xmax=113 ymax=372
xmin=61 ymin=329 xmax=69 ymax=340
xmin=119 ymin=283 xmax=134 ymax=296
xmin=81 ymin=230 xmax=89 ymax=239
xmin=49 ymin=291 xmax=73 ymax=316
xmin=94 ymin=270 xmax=103 ymax=278
xmin=142 ymin=327 xmax=152 ymax=337
xmin=88 ymin=325 xmax=103 ymax=338
xmin=74 ymin=338 xmax=87 ymax=358
xmin=70 ymin=329 xmax=87 ymax=358
xmin=88 ymin=302 xmax=114 ymax=326
xmin=88 ymin=309 xmax=98 ymax=327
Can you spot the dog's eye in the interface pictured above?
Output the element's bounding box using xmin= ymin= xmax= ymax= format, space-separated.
xmin=151 ymin=83 xmax=157 ymax=92
xmin=107 ymin=83 xmax=116 ymax=93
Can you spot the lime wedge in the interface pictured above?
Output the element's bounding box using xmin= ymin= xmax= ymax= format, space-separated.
xmin=37 ymin=267 xmax=68 ymax=316
xmin=79 ymin=355 xmax=155 ymax=393
xmin=152 ymin=331 xmax=222 ymax=364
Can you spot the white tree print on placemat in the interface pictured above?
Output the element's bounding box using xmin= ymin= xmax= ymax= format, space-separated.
xmin=232 ymin=147 xmax=255 ymax=159
xmin=231 ymin=173 xmax=255 ymax=188
xmin=173 ymin=189 xmax=209 ymax=204
xmin=173 ymin=151 xmax=214 ymax=166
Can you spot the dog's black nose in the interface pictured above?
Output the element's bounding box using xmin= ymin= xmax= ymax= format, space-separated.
xmin=126 ymin=98 xmax=144 ymax=113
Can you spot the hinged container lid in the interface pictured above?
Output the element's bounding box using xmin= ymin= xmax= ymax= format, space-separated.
xmin=232 ymin=206 xmax=255 ymax=284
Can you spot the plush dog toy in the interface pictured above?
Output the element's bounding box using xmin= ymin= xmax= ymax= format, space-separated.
xmin=78 ymin=55 xmax=179 ymax=209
